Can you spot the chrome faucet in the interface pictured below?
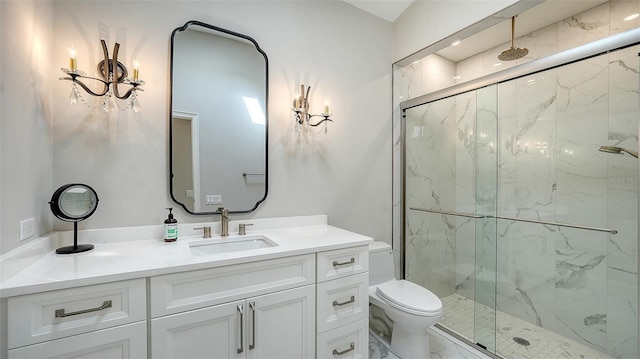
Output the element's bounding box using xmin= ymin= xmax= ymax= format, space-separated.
xmin=218 ymin=207 xmax=230 ymax=236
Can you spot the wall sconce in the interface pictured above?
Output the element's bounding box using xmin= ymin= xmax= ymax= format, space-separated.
xmin=292 ymin=84 xmax=332 ymax=134
xmin=60 ymin=40 xmax=144 ymax=112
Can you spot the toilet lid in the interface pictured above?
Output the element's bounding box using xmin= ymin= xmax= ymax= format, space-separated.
xmin=376 ymin=280 xmax=442 ymax=316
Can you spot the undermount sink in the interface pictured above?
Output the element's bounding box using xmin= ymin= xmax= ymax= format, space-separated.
xmin=189 ymin=235 xmax=277 ymax=256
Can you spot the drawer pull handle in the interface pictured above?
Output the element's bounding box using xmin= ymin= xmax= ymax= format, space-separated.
xmin=332 ymin=257 xmax=355 ymax=267
xmin=333 ymin=296 xmax=355 ymax=307
xmin=332 ymin=342 xmax=355 ymax=355
xmin=249 ymin=302 xmax=256 ymax=350
xmin=55 ymin=300 xmax=112 ymax=318
xmin=237 ymin=305 xmax=244 ymax=354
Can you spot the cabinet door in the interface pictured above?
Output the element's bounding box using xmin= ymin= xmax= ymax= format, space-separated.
xmin=8 ymin=322 xmax=146 ymax=359
xmin=151 ymin=300 xmax=244 ymax=359
xmin=247 ymin=285 xmax=315 ymax=359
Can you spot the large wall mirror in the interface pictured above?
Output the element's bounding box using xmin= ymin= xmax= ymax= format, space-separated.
xmin=170 ymin=20 xmax=268 ymax=214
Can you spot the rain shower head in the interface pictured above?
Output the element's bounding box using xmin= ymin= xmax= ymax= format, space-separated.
xmin=599 ymin=145 xmax=639 ymax=158
xmin=498 ymin=16 xmax=529 ymax=61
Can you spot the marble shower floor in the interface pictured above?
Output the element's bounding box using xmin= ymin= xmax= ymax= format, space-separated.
xmin=441 ymin=294 xmax=615 ymax=359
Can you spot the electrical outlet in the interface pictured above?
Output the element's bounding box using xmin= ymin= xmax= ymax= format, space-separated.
xmin=20 ymin=218 xmax=35 ymax=241
xmin=205 ymin=195 xmax=223 ymax=205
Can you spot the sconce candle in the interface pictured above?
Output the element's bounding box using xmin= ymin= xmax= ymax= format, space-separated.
xmin=133 ymin=59 xmax=140 ymax=81
xmin=68 ymin=45 xmax=77 ymax=71
xmin=324 ymin=100 xmax=330 ymax=115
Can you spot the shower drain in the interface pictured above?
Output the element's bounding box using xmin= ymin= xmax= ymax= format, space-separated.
xmin=513 ymin=337 xmax=531 ymax=347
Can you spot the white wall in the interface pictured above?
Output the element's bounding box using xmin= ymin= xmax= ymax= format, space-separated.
xmin=0 ymin=1 xmax=54 ymax=254
xmin=393 ymin=0 xmax=519 ymax=62
xmin=30 ymin=1 xmax=391 ymax=250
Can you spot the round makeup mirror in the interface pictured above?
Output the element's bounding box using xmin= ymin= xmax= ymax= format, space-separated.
xmin=49 ymin=183 xmax=99 ymax=254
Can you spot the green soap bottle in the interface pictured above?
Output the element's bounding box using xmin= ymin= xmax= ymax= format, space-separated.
xmin=164 ymin=208 xmax=178 ymax=242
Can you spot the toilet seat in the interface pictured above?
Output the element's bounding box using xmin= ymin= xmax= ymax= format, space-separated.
xmin=376 ymin=280 xmax=443 ymax=317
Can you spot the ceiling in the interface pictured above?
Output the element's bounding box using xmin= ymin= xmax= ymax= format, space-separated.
xmin=343 ymin=0 xmax=414 ymax=22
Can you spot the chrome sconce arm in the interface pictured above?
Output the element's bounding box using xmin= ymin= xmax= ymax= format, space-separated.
xmin=60 ymin=39 xmax=144 ymax=112
xmin=292 ymin=84 xmax=333 ymax=134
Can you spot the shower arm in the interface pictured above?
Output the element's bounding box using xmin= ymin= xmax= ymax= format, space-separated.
xmin=510 ymin=16 xmax=516 ymax=48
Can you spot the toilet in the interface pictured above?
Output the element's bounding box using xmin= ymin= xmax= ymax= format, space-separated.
xmin=369 ymin=241 xmax=443 ymax=359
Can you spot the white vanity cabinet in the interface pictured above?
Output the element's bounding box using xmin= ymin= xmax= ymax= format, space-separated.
xmin=150 ymin=254 xmax=316 ymax=358
xmin=316 ymin=246 xmax=370 ymax=359
xmin=0 ymin=221 xmax=373 ymax=359
xmin=6 ymin=279 xmax=147 ymax=359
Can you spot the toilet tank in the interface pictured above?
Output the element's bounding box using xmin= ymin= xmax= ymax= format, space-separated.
xmin=368 ymin=241 xmax=396 ymax=286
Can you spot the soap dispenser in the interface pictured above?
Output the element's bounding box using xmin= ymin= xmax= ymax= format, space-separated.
xmin=164 ymin=208 xmax=178 ymax=242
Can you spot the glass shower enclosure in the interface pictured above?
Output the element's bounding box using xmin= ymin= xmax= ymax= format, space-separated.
xmin=402 ymin=32 xmax=639 ymax=358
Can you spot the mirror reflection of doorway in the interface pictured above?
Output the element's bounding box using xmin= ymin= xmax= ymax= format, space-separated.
xmin=172 ymin=111 xmax=200 ymax=212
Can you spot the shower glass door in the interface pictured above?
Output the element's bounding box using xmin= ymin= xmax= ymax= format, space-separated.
xmin=492 ymin=44 xmax=638 ymax=359
xmin=403 ymin=84 xmax=499 ymax=351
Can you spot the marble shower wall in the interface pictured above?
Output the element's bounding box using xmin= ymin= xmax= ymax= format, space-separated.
xmin=395 ymin=1 xmax=639 ymax=357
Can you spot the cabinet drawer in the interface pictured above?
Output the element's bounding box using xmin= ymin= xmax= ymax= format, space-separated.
xmin=317 ymin=246 xmax=368 ymax=282
xmin=8 ymin=278 xmax=146 ymax=349
xmin=317 ymin=318 xmax=369 ymax=359
xmin=150 ymin=254 xmax=315 ymax=317
xmin=8 ymin=321 xmax=146 ymax=358
xmin=317 ymin=272 xmax=368 ymax=333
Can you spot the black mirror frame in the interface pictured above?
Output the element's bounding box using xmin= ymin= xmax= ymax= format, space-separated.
xmin=169 ymin=20 xmax=269 ymax=215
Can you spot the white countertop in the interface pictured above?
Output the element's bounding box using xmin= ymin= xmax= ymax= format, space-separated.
xmin=0 ymin=215 xmax=373 ymax=298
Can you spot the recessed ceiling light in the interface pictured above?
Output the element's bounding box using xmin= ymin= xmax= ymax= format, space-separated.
xmin=624 ymin=13 xmax=639 ymax=21
xmin=451 ymin=40 xmax=461 ymax=46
